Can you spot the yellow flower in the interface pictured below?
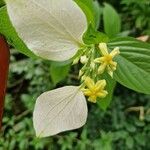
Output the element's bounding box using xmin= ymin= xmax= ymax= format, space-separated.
xmin=94 ymin=43 xmax=120 ymax=77
xmin=82 ymin=77 xmax=108 ymax=103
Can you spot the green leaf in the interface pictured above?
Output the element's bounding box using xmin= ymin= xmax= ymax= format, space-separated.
xmin=97 ymin=73 xmax=116 ymax=110
xmin=135 ymin=133 xmax=146 ymax=146
xmin=0 ymin=7 xmax=37 ymax=58
xmin=93 ymin=1 xmax=101 ymax=29
xmin=126 ymin=136 xmax=134 ymax=149
xmin=75 ymin=0 xmax=101 ymax=29
xmin=108 ymin=37 xmax=150 ymax=94
xmin=103 ymin=3 xmax=121 ymax=38
xmin=83 ymin=24 xmax=109 ymax=44
xmin=50 ymin=62 xmax=71 ymax=85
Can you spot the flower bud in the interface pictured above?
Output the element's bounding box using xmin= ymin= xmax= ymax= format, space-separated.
xmin=80 ymin=55 xmax=88 ymax=64
xmin=90 ymin=62 xmax=95 ymax=70
xmin=79 ymin=70 xmax=84 ymax=77
xmin=81 ymin=75 xmax=87 ymax=81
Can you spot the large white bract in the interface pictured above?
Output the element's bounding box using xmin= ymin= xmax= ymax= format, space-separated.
xmin=6 ymin=0 xmax=88 ymax=137
xmin=5 ymin=0 xmax=87 ymax=61
xmin=33 ymin=86 xmax=88 ymax=137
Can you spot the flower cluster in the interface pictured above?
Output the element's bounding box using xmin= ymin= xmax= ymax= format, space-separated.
xmin=78 ymin=43 xmax=120 ymax=103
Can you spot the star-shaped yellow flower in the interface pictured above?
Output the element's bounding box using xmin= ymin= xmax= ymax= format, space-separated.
xmin=82 ymin=77 xmax=108 ymax=103
xmin=94 ymin=43 xmax=120 ymax=77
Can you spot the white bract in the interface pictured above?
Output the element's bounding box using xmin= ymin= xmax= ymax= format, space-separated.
xmin=33 ymin=86 xmax=87 ymax=137
xmin=6 ymin=0 xmax=89 ymax=137
xmin=5 ymin=0 xmax=87 ymax=61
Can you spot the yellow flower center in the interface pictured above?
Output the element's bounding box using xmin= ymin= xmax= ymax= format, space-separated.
xmin=90 ymin=87 xmax=99 ymax=95
xmin=103 ymin=54 xmax=113 ymax=64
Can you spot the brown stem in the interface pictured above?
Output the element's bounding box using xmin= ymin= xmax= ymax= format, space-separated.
xmin=126 ymin=106 xmax=145 ymax=121
xmin=0 ymin=35 xmax=9 ymax=129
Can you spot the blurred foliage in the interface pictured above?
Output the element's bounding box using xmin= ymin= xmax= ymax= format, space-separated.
xmin=0 ymin=0 xmax=150 ymax=149
xmin=98 ymin=0 xmax=150 ymax=36
xmin=103 ymin=3 xmax=121 ymax=38
xmin=121 ymin=0 xmax=150 ymax=35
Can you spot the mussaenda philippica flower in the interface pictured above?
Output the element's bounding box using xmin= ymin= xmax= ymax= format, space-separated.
xmin=82 ymin=77 xmax=108 ymax=103
xmin=5 ymin=0 xmax=115 ymax=138
xmin=94 ymin=43 xmax=120 ymax=77
xmin=5 ymin=0 xmax=89 ymax=137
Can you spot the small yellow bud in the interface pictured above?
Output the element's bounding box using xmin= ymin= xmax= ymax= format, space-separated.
xmin=79 ymin=70 xmax=84 ymax=77
xmin=81 ymin=75 xmax=87 ymax=81
xmin=80 ymin=55 xmax=88 ymax=64
xmin=90 ymin=62 xmax=95 ymax=70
